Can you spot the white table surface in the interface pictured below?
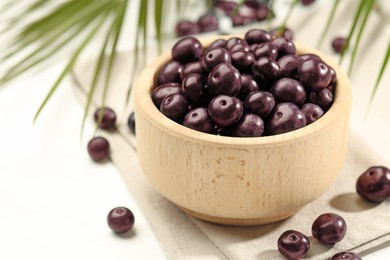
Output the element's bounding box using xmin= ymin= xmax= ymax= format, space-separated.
xmin=1 ymin=1 xmax=389 ymax=259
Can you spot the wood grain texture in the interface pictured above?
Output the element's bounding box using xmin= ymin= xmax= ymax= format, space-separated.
xmin=134 ymin=35 xmax=352 ymax=226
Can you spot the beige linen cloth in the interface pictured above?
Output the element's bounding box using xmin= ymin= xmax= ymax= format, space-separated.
xmin=71 ymin=2 xmax=390 ymax=258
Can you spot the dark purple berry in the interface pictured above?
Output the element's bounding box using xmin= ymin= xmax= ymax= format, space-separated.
xmin=198 ymin=13 xmax=218 ymax=33
xmin=182 ymin=74 xmax=205 ymax=103
xmin=183 ymin=107 xmax=215 ymax=134
xmin=94 ymin=107 xmax=117 ymax=130
xmin=332 ymin=37 xmax=348 ymax=53
xmin=180 ymin=61 xmax=205 ymax=80
xmin=160 ymin=93 xmax=188 ymax=122
xmin=309 ymin=88 xmax=333 ymax=111
xmin=107 ymin=207 xmax=135 ymax=233
xmin=252 ymin=56 xmax=281 ymax=82
xmin=298 ymin=58 xmax=331 ymax=92
xmin=233 ymin=113 xmax=264 ymax=137
xmin=202 ymin=47 xmax=231 ymax=72
xmin=215 ymin=0 xmax=237 ymax=16
xmin=244 ymin=91 xmax=275 ymax=118
xmin=244 ymin=29 xmax=272 ymax=45
xmin=301 ymin=0 xmax=315 ymax=6
xmin=157 ymin=60 xmax=183 ymax=85
xmin=271 ymin=37 xmax=296 ymax=58
xmin=208 ymin=95 xmax=243 ymax=127
xmin=356 ymin=166 xmax=390 ymax=203
xmin=87 ymin=136 xmax=110 ymax=162
xmin=329 ymin=66 xmax=337 ymax=86
xmin=176 ymin=21 xmax=200 ymax=37
xmin=255 ymin=4 xmax=269 ymax=21
xmin=270 ymin=78 xmax=306 ymax=106
xmin=225 ymin=37 xmax=247 ymax=51
xmin=232 ymin=15 xmax=255 ymax=27
xmin=277 ymin=230 xmax=310 ymax=260
xmin=216 ymin=127 xmax=232 ymax=136
xmin=237 ymin=74 xmax=259 ymax=100
xmin=278 ymin=54 xmax=303 ymax=79
xmin=253 ymin=42 xmax=278 ymax=60
xmin=209 ymin=38 xmax=227 ymax=50
xmin=267 ymin=102 xmax=306 ymax=135
xmin=301 ymin=103 xmax=324 ymax=124
xmin=330 ymin=252 xmax=362 ymax=260
xmin=127 ymin=111 xmax=136 ymax=134
xmin=231 ymin=51 xmax=255 ymax=72
xmin=229 ymin=43 xmax=251 ymax=53
xmin=152 ymin=82 xmax=182 ymax=108
xmin=172 ymin=36 xmax=203 ymax=63
xmin=207 ymin=63 xmax=242 ymax=97
xmin=311 ymin=213 xmax=347 ymax=244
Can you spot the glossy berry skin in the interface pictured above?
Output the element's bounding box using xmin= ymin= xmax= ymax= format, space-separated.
xmin=180 ymin=61 xmax=205 ymax=80
xmin=157 ymin=60 xmax=183 ymax=85
xmin=245 ymin=29 xmax=271 ymax=45
xmin=107 ymin=207 xmax=135 ymax=234
xmin=209 ymin=39 xmax=226 ymax=50
xmin=332 ymin=37 xmax=347 ymax=53
xmin=253 ymin=42 xmax=278 ymax=60
xmin=127 ymin=111 xmax=136 ymax=134
xmin=208 ymin=95 xmax=243 ymax=127
xmin=160 ymin=93 xmax=188 ymax=122
xmin=231 ymin=51 xmax=255 ymax=72
xmin=309 ymin=88 xmax=333 ymax=111
xmin=152 ymin=82 xmax=182 ymax=108
xmin=301 ymin=103 xmax=324 ymax=125
xmin=94 ymin=107 xmax=117 ymax=130
xmin=225 ymin=37 xmax=246 ymax=51
xmin=271 ymin=37 xmax=296 ymax=58
xmin=229 ymin=43 xmax=250 ymax=53
xmin=172 ymin=36 xmax=203 ymax=63
xmin=252 ymin=56 xmax=281 ymax=82
xmin=330 ymin=252 xmax=361 ymax=260
xmin=87 ymin=136 xmax=110 ymax=162
xmin=299 ymin=53 xmax=320 ymax=61
xmin=267 ymin=102 xmax=306 ymax=135
xmin=244 ymin=91 xmax=275 ymax=118
xmin=356 ymin=166 xmax=390 ymax=203
xmin=233 ymin=113 xmax=264 ymax=137
xmin=182 ymin=74 xmax=205 ymax=103
xmin=198 ymin=13 xmax=218 ymax=33
xmin=176 ymin=21 xmax=200 ymax=37
xmin=278 ymin=55 xmax=303 ymax=79
xmin=237 ymin=74 xmax=259 ymax=100
xmin=207 ymin=63 xmax=241 ymax=97
xmin=183 ymin=107 xmax=215 ymax=134
xmin=270 ymin=78 xmax=306 ymax=106
xmin=311 ymin=213 xmax=347 ymax=244
xmin=202 ymin=47 xmax=231 ymax=72
xmin=298 ymin=58 xmax=332 ymax=92
xmin=277 ymin=230 xmax=310 ymax=260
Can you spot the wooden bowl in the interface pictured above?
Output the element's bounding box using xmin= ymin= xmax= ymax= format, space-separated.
xmin=134 ymin=36 xmax=352 ymax=226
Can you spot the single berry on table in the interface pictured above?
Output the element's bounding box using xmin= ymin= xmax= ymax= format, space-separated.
xmin=332 ymin=37 xmax=348 ymax=53
xmin=356 ymin=166 xmax=390 ymax=203
xmin=94 ymin=107 xmax=117 ymax=130
xmin=107 ymin=207 xmax=135 ymax=233
xmin=311 ymin=213 xmax=347 ymax=244
xmin=127 ymin=111 xmax=136 ymax=134
xmin=330 ymin=251 xmax=362 ymax=260
xmin=277 ymin=230 xmax=310 ymax=260
xmin=87 ymin=136 xmax=110 ymax=162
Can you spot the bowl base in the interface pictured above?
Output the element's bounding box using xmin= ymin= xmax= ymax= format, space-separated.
xmin=175 ymin=205 xmax=301 ymax=226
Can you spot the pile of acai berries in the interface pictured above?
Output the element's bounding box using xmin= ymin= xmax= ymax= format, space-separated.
xmin=152 ymin=29 xmax=336 ymax=137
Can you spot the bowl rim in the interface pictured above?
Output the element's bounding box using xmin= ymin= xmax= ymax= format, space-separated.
xmin=134 ymin=34 xmax=352 ymax=148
